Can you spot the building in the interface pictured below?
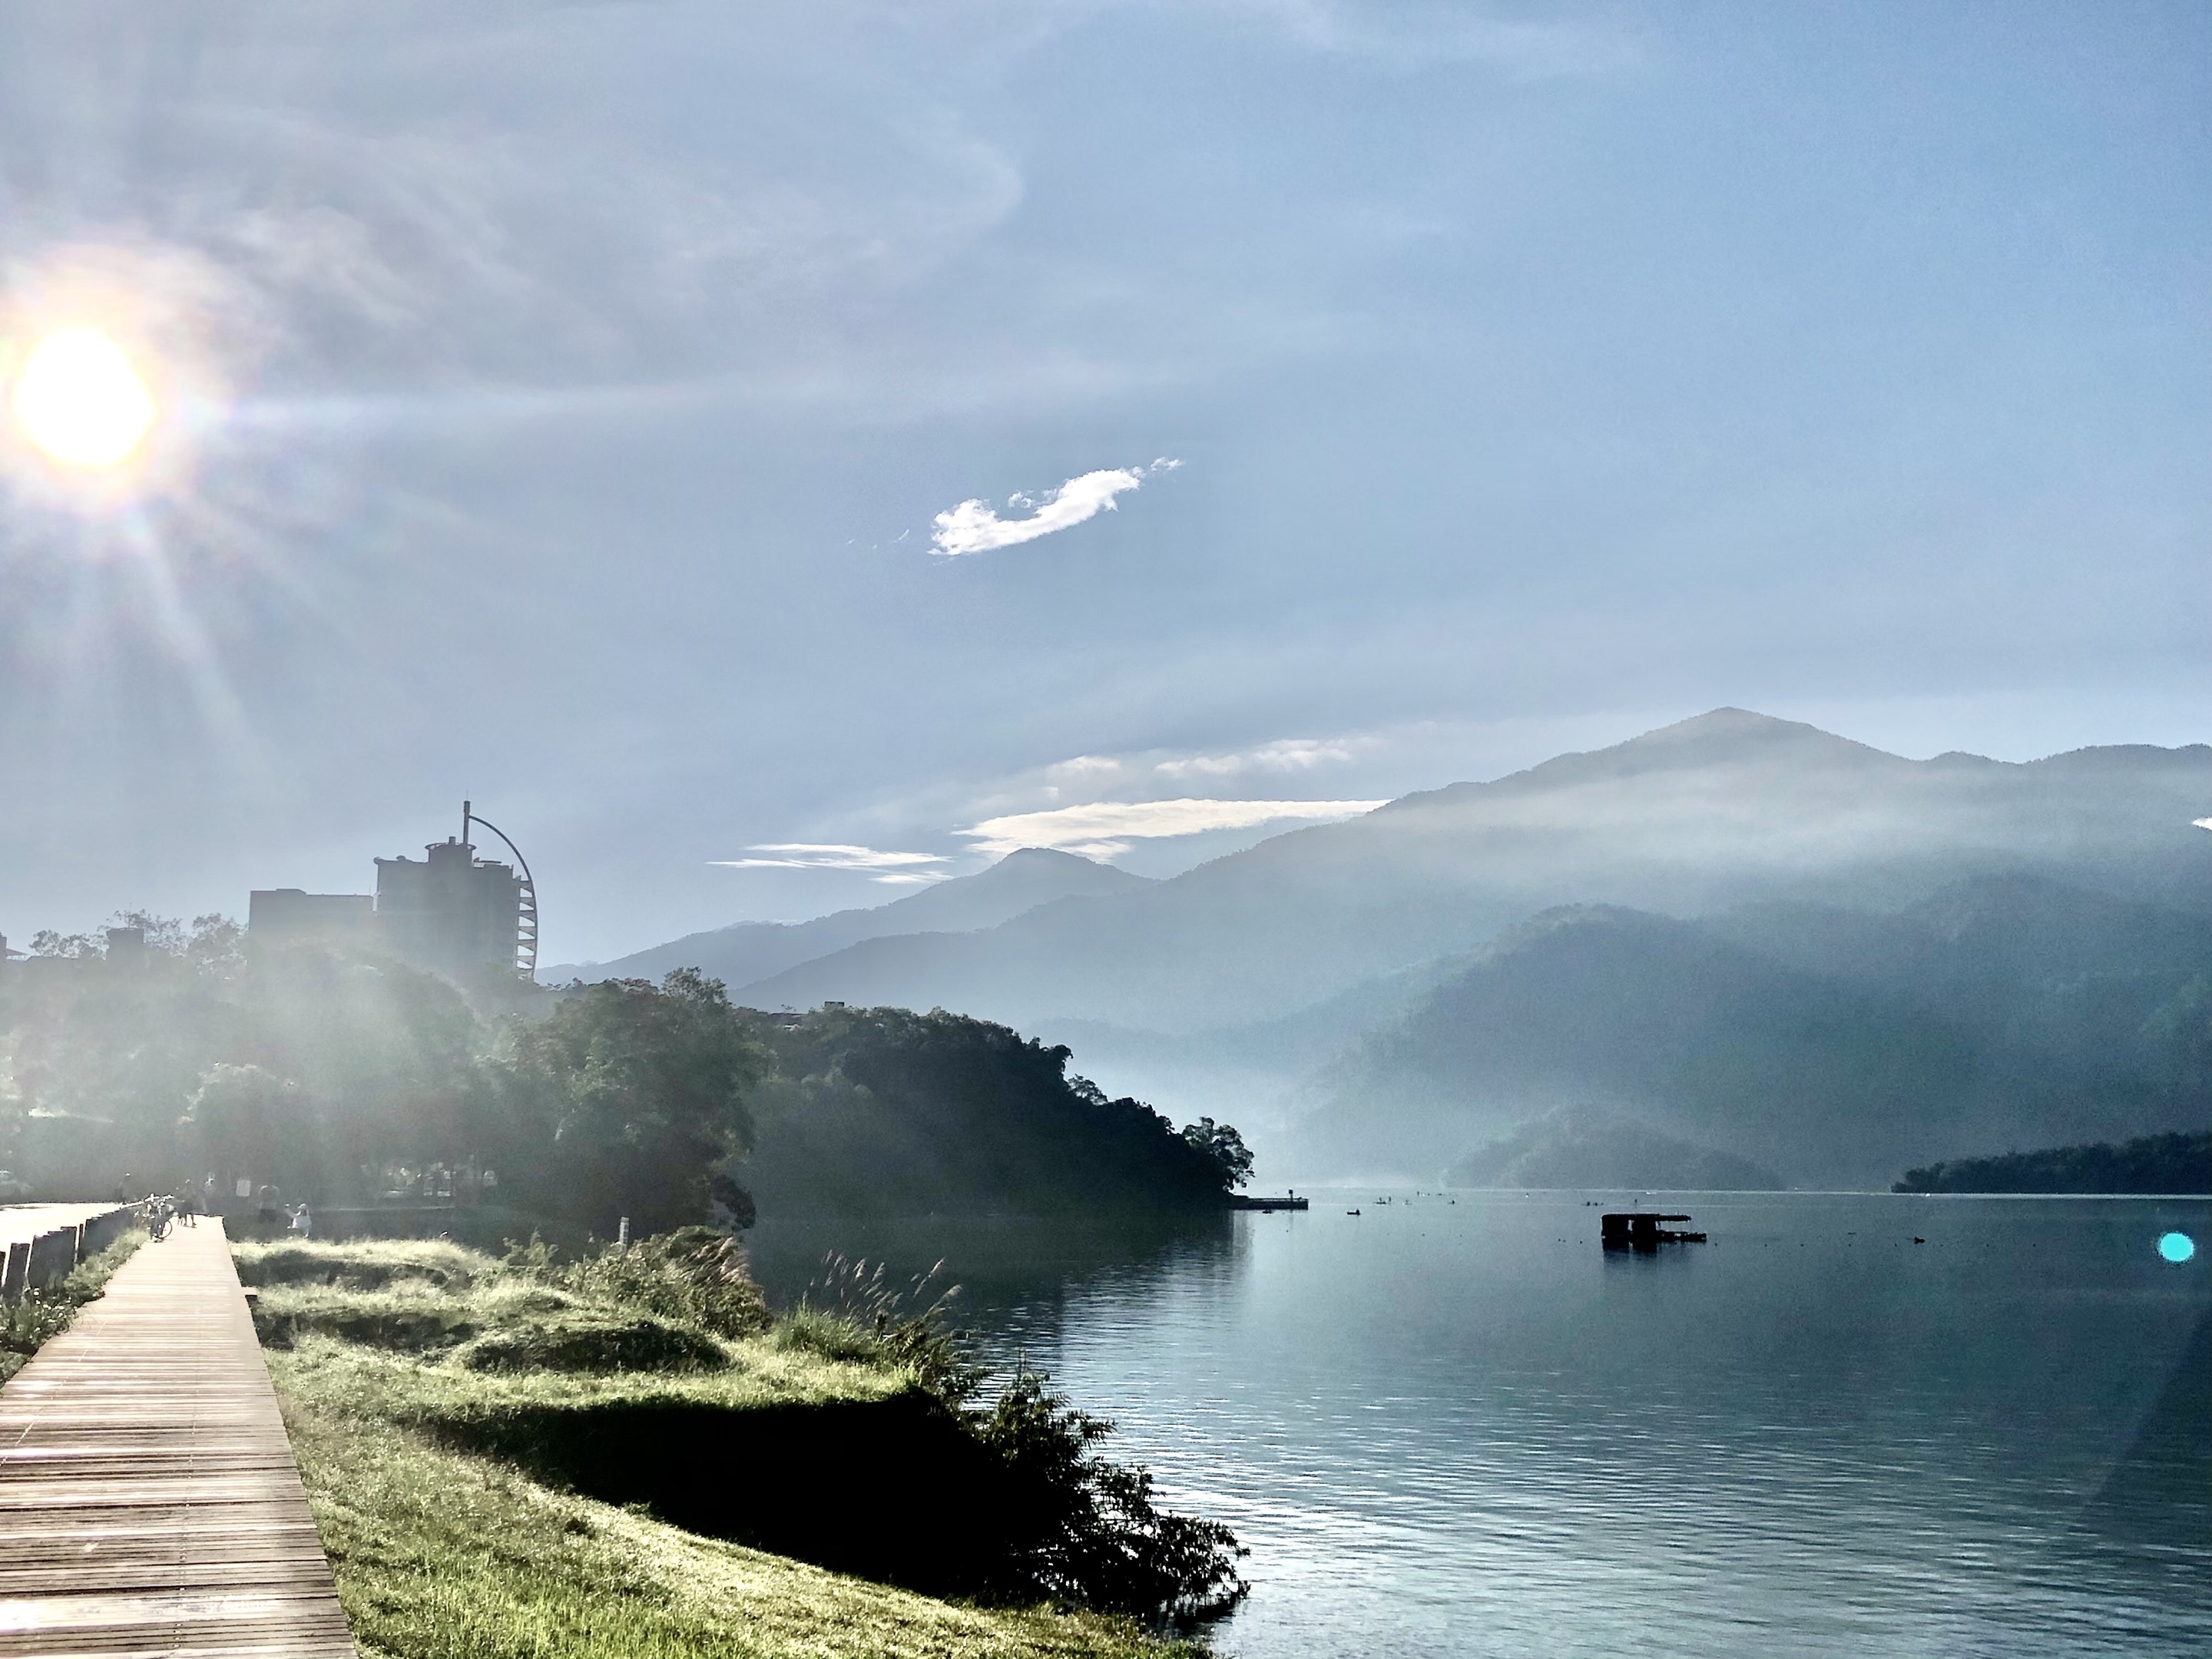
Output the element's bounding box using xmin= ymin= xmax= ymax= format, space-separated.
xmin=374 ymin=836 xmax=528 ymax=982
xmin=246 ymin=890 xmax=376 ymax=949
xmin=249 ymin=803 xmax=538 ymax=984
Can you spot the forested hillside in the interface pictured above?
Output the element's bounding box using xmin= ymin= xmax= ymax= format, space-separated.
xmin=1895 ymin=1132 xmax=2212 ymax=1194
xmin=739 ymin=1005 xmax=1250 ymax=1217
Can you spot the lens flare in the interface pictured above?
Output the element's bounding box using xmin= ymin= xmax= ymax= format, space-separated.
xmin=2157 ymin=1231 xmax=2195 ymax=1263
xmin=12 ymin=327 xmax=157 ymax=468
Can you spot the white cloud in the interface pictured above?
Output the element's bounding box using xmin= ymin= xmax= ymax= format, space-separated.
xmin=1155 ymin=737 xmax=1356 ymax=778
xmin=1048 ymin=754 xmax=1126 ymax=778
xmin=960 ymin=796 xmax=1384 ymax=859
xmin=931 ymin=458 xmax=1179 ymax=556
xmin=711 ymin=843 xmax=950 ymax=883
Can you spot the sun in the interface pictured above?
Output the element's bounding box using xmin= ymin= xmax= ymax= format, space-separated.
xmin=12 ymin=327 xmax=157 ymax=469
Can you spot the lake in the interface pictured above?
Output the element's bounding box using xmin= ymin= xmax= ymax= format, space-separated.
xmin=747 ymin=1190 xmax=2212 ymax=1657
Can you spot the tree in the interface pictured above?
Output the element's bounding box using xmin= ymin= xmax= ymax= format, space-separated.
xmin=1181 ymin=1118 xmax=1253 ymax=1190
xmin=500 ymin=969 xmax=764 ymax=1233
xmin=180 ymin=1063 xmax=335 ymax=1198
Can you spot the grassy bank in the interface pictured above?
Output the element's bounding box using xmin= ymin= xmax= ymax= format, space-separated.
xmin=0 ymin=1227 xmax=149 ymax=1385
xmin=246 ymin=1237 xmax=1208 ymax=1659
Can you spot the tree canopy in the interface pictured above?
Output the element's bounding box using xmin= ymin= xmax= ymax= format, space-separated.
xmin=739 ymin=1004 xmax=1253 ymax=1216
xmin=0 ymin=924 xmax=1251 ymax=1230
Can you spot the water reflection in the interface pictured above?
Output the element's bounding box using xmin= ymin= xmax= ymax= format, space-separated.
xmin=746 ymin=1194 xmax=2212 ymax=1657
xmin=744 ymin=1208 xmax=1242 ymax=1365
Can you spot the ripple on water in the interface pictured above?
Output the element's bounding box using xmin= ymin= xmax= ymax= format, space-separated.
xmin=931 ymin=1194 xmax=2212 ymax=1659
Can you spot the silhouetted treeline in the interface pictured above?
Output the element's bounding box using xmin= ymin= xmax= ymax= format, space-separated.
xmin=740 ymin=1003 xmax=1252 ymax=1217
xmin=0 ymin=919 xmax=1248 ymax=1233
xmin=1893 ymin=1131 xmax=2212 ymax=1194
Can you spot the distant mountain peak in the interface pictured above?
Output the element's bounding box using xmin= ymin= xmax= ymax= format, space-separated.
xmin=561 ymin=840 xmax=1151 ymax=992
xmin=1648 ymin=706 xmax=1824 ymax=739
xmin=983 ymin=846 xmax=1116 ymax=873
xmin=1615 ymin=707 xmax=1894 ymax=762
xmin=1386 ymin=709 xmax=1902 ymax=817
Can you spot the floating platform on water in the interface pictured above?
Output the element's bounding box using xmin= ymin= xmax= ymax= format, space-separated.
xmin=1230 ymin=1194 xmax=1310 ymax=1211
xmin=1601 ymin=1212 xmax=1707 ymax=1249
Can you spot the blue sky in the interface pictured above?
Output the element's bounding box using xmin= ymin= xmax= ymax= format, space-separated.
xmin=0 ymin=1 xmax=2204 ymax=961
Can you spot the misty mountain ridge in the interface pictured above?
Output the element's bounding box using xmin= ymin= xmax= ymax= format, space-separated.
xmin=578 ymin=710 xmax=2208 ymax=1189
xmin=717 ymin=710 xmax=2211 ymax=1037
xmin=1297 ymin=874 xmax=2210 ymax=1188
xmin=1445 ymin=1113 xmax=1788 ymax=1193
xmin=548 ymin=846 xmax=1151 ymax=991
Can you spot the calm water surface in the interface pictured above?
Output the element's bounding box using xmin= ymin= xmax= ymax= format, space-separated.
xmin=750 ymin=1192 xmax=2211 ymax=1658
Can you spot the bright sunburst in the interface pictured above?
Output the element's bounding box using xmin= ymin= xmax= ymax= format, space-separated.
xmin=12 ymin=326 xmax=157 ymax=469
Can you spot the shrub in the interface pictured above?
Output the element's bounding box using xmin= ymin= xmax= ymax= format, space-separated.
xmin=236 ymin=1239 xmax=481 ymax=1292
xmin=519 ymin=1227 xmax=770 ymax=1338
xmin=278 ymin=1305 xmax=477 ymax=1352
xmin=772 ymin=1306 xmax=886 ymax=1367
xmin=788 ymin=1253 xmax=977 ymax=1402
xmin=976 ymin=1368 xmax=1248 ymax=1628
xmin=785 ymin=1251 xmax=1247 ymax=1627
xmin=456 ymin=1315 xmax=729 ymax=1374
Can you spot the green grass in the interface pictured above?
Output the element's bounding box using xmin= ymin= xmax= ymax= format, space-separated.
xmin=244 ymin=1238 xmax=1201 ymax=1659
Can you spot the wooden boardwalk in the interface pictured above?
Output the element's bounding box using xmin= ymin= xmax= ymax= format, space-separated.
xmin=0 ymin=1220 xmax=356 ymax=1656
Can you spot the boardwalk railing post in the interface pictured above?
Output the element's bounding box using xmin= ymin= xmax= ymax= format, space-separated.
xmin=27 ymin=1227 xmax=76 ymax=1292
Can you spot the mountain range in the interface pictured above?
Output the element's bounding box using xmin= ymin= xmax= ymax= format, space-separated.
xmin=549 ymin=846 xmax=1151 ymax=991
xmin=575 ymin=710 xmax=2212 ymax=1187
xmin=1303 ymin=875 xmax=2210 ymax=1186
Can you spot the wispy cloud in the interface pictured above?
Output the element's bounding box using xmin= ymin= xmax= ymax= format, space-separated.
xmin=1155 ymin=737 xmax=1357 ymax=778
xmin=931 ymin=458 xmax=1180 ymax=556
xmin=961 ymin=796 xmax=1383 ymax=859
xmin=710 ymin=843 xmax=951 ymax=884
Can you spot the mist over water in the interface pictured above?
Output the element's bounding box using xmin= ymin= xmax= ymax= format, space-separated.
xmin=750 ymin=1193 xmax=2212 ymax=1657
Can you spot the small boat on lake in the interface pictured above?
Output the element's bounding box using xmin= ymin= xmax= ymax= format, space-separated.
xmin=1601 ymin=1212 xmax=1708 ymax=1250
xmin=1230 ymin=1194 xmax=1310 ymax=1211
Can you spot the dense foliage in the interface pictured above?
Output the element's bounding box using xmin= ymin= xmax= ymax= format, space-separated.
xmin=0 ymin=922 xmax=759 ymax=1233
xmin=1894 ymin=1131 xmax=2212 ymax=1194
xmin=0 ymin=922 xmax=1250 ymax=1230
xmin=740 ymin=1004 xmax=1253 ymax=1216
xmin=500 ymin=971 xmax=764 ymax=1233
xmin=975 ymin=1369 xmax=1247 ymax=1624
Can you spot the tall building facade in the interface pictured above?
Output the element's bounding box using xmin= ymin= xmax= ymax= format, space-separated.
xmin=250 ymin=804 xmax=536 ymax=984
xmin=373 ymin=838 xmax=528 ymax=982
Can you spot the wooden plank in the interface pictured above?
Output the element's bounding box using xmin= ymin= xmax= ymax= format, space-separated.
xmin=0 ymin=1221 xmax=356 ymax=1657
